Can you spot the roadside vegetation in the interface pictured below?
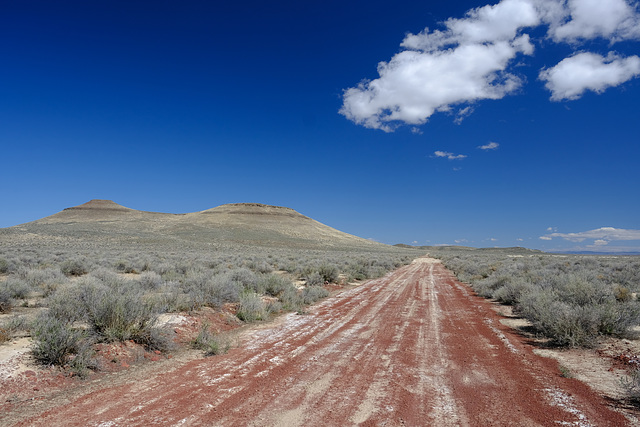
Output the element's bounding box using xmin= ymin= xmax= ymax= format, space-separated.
xmin=0 ymin=246 xmax=417 ymax=377
xmin=433 ymin=250 xmax=640 ymax=348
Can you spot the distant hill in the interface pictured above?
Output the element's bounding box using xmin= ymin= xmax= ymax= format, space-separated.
xmin=394 ymin=244 xmax=544 ymax=255
xmin=0 ymin=200 xmax=394 ymax=251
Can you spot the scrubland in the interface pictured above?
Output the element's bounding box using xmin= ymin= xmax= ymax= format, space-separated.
xmin=432 ymin=249 xmax=640 ymax=400
xmin=0 ymin=244 xmax=416 ymax=377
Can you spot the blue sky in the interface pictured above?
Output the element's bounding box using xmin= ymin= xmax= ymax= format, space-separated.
xmin=1 ymin=0 xmax=639 ymax=252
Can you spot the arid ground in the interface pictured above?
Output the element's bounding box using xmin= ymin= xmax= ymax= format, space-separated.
xmin=4 ymin=257 xmax=632 ymax=426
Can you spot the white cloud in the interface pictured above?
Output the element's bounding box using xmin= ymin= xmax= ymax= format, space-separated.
xmin=341 ymin=0 xmax=640 ymax=130
xmin=593 ymin=239 xmax=609 ymax=246
xmin=433 ymin=151 xmax=467 ymax=160
xmin=340 ymin=40 xmax=532 ymax=131
xmin=401 ymin=0 xmax=540 ymax=50
xmin=478 ymin=141 xmax=500 ymax=150
xmin=545 ymin=0 xmax=640 ymax=43
xmin=517 ymin=238 xmax=524 ymax=241
xmin=543 ymin=226 xmax=640 ymax=242
xmin=540 ymin=52 xmax=640 ymax=100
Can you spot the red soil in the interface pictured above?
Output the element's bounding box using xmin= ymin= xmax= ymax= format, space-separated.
xmin=5 ymin=258 xmax=631 ymax=426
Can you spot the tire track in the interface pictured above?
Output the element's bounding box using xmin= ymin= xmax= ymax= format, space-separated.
xmin=14 ymin=258 xmax=630 ymax=426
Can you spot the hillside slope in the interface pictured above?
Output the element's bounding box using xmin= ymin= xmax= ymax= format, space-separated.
xmin=0 ymin=200 xmax=388 ymax=251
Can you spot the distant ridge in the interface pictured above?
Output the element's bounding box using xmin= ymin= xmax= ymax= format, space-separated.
xmin=1 ymin=200 xmax=391 ymax=251
xmin=63 ymin=199 xmax=134 ymax=212
xmin=199 ymin=203 xmax=311 ymax=219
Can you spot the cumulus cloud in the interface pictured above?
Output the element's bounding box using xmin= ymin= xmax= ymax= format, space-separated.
xmin=478 ymin=141 xmax=500 ymax=150
xmin=540 ymin=52 xmax=640 ymax=100
xmin=542 ymin=226 xmax=640 ymax=242
xmin=545 ymin=0 xmax=640 ymax=43
xmin=341 ymin=0 xmax=640 ymax=130
xmin=433 ymin=151 xmax=467 ymax=160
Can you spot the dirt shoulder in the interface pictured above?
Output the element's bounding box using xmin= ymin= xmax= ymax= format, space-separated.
xmin=2 ymin=258 xmax=634 ymax=425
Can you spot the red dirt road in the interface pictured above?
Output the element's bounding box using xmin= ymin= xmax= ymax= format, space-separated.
xmin=11 ymin=258 xmax=631 ymax=426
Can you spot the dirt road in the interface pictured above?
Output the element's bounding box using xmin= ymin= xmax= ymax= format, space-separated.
xmin=12 ymin=258 xmax=630 ymax=426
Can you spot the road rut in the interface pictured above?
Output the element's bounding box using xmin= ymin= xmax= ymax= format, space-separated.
xmin=14 ymin=257 xmax=629 ymax=426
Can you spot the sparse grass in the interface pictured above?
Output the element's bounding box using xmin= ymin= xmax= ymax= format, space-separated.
xmin=558 ymin=364 xmax=573 ymax=378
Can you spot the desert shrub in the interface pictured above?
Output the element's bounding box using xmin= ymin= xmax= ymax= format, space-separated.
xmin=0 ymin=327 xmax=9 ymax=343
xmin=47 ymin=283 xmax=89 ymax=323
xmin=206 ymin=275 xmax=243 ymax=307
xmin=114 ymin=259 xmax=138 ymax=274
xmin=31 ymin=312 xmax=95 ymax=376
xmin=136 ymin=326 xmax=176 ymax=353
xmin=260 ymin=274 xmax=295 ymax=297
xmin=317 ymin=264 xmax=339 ymax=283
xmin=0 ymin=315 xmax=27 ymax=342
xmin=155 ymin=281 xmax=190 ymax=313
xmin=191 ymin=323 xmax=230 ymax=356
xmin=493 ymin=278 xmax=530 ymax=305
xmin=595 ymin=301 xmax=640 ymax=337
xmin=61 ymin=259 xmax=88 ymax=277
xmin=226 ymin=268 xmax=259 ymax=291
xmin=2 ymin=277 xmax=31 ymax=300
xmin=304 ymin=271 xmax=324 ymax=287
xmin=25 ymin=267 xmax=68 ymax=297
xmin=0 ymin=286 xmax=13 ymax=313
xmin=301 ymin=286 xmax=329 ymax=305
xmin=0 ymin=259 xmax=9 ymax=274
xmin=622 ymin=368 xmax=640 ymax=401
xmin=236 ymin=292 xmax=266 ymax=322
xmin=183 ymin=273 xmax=242 ymax=310
xmin=138 ymin=271 xmax=163 ymax=290
xmin=82 ymin=279 xmax=158 ymax=342
xmin=278 ymin=286 xmax=303 ymax=311
xmin=614 ymin=285 xmax=633 ymax=302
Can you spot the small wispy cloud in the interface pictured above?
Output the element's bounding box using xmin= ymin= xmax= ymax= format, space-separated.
xmin=540 ymin=226 xmax=640 ymax=242
xmin=478 ymin=142 xmax=499 ymax=150
xmin=433 ymin=151 xmax=467 ymax=160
